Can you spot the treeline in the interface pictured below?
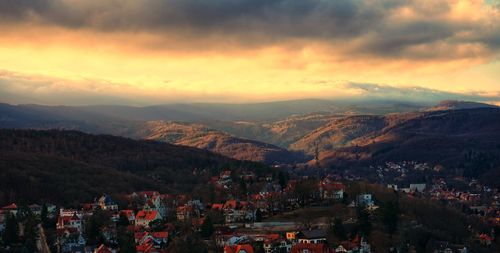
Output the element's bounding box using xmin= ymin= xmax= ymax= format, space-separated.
xmin=0 ymin=129 xmax=273 ymax=206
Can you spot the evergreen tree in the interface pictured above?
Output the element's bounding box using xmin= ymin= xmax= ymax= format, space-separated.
xmin=200 ymin=215 xmax=214 ymax=238
xmin=2 ymin=212 xmax=19 ymax=246
xmin=255 ymin=209 xmax=263 ymax=222
xmin=332 ymin=218 xmax=347 ymax=240
xmin=117 ymin=214 xmax=136 ymax=253
xmin=356 ymin=207 xmax=372 ymax=237
xmin=117 ymin=212 xmax=130 ymax=228
xmin=379 ymin=200 xmax=399 ymax=235
xmin=23 ymin=214 xmax=38 ymax=252
xmin=278 ymin=172 xmax=288 ymax=189
xmin=40 ymin=203 xmax=48 ymax=226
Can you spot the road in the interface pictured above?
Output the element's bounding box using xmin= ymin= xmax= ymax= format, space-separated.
xmin=36 ymin=224 xmax=52 ymax=253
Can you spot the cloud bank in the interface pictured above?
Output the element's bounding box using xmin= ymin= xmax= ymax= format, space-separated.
xmin=0 ymin=0 xmax=499 ymax=104
xmin=1 ymin=70 xmax=498 ymax=106
xmin=1 ymin=0 xmax=499 ymax=61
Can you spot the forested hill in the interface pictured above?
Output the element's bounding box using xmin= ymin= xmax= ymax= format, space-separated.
xmin=0 ymin=129 xmax=269 ymax=206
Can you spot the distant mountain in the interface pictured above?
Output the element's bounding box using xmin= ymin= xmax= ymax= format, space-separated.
xmin=2 ymin=100 xmax=498 ymax=169
xmin=0 ymin=129 xmax=267 ymax=205
xmin=0 ymin=99 xmax=425 ymax=125
xmin=425 ymin=100 xmax=497 ymax=111
xmin=315 ymin=108 xmax=500 ymax=169
xmin=135 ymin=121 xmax=306 ymax=164
xmin=203 ymin=113 xmax=340 ymax=148
xmin=0 ymin=100 xmax=425 ymax=163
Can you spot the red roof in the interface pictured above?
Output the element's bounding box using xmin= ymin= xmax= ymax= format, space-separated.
xmin=136 ymin=210 xmax=158 ymax=221
xmin=136 ymin=243 xmax=156 ymax=253
xmin=120 ymin=210 xmax=135 ymax=219
xmin=135 ymin=231 xmax=149 ymax=241
xmin=164 ymin=223 xmax=175 ymax=232
xmin=264 ymin=234 xmax=282 ymax=244
xmin=291 ymin=243 xmax=330 ymax=253
xmin=211 ymin=203 xmax=224 ymax=210
xmin=177 ymin=205 xmax=194 ymax=213
xmin=56 ymin=227 xmax=79 ymax=236
xmin=137 ymin=191 xmax=160 ymax=198
xmin=480 ymin=233 xmax=493 ymax=241
xmin=2 ymin=203 xmax=17 ymax=210
xmin=223 ymin=200 xmax=249 ymax=210
xmin=57 ymin=215 xmax=80 ymax=226
xmin=321 ymin=182 xmax=345 ymax=191
xmin=82 ymin=203 xmax=94 ymax=210
xmin=94 ymin=244 xmax=113 ymax=253
xmin=224 ymin=244 xmax=254 ymax=253
xmin=151 ymin=231 xmax=169 ymax=239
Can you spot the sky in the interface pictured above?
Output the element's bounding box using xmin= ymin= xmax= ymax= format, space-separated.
xmin=0 ymin=0 xmax=499 ymax=105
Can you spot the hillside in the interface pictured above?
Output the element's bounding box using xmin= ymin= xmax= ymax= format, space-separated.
xmin=316 ymin=108 xmax=500 ymax=169
xmin=0 ymin=129 xmax=269 ymax=206
xmin=425 ymin=100 xmax=498 ymax=111
xmin=136 ymin=121 xmax=306 ymax=164
xmin=203 ymin=114 xmax=340 ymax=148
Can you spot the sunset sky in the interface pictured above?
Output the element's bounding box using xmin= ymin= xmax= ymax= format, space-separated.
xmin=0 ymin=0 xmax=499 ymax=105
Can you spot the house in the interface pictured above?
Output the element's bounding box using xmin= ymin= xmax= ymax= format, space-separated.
xmin=135 ymin=210 xmax=162 ymax=227
xmin=479 ymin=233 xmax=493 ymax=246
xmin=337 ymin=236 xmax=371 ymax=253
xmin=211 ymin=203 xmax=224 ymax=211
xmin=97 ymin=194 xmax=119 ymax=211
xmin=142 ymin=193 xmax=167 ymax=216
xmin=177 ymin=205 xmax=195 ymax=221
xmin=29 ymin=204 xmax=42 ymax=216
xmin=223 ymin=200 xmax=254 ymax=223
xmin=291 ymin=243 xmax=330 ymax=253
xmin=58 ymin=228 xmax=86 ymax=252
xmin=151 ymin=231 xmax=169 ymax=245
xmin=357 ymin=194 xmax=374 ymax=207
xmin=94 ymin=244 xmax=115 ymax=253
xmin=2 ymin=203 xmax=18 ymax=215
xmin=286 ymin=231 xmax=299 ymax=242
xmin=59 ymin=208 xmax=84 ymax=219
xmin=220 ymin=170 xmax=232 ymax=181
xmin=57 ymin=214 xmax=83 ymax=232
xmin=136 ymin=231 xmax=169 ymax=250
xmin=263 ymin=234 xmax=291 ymax=253
xmin=409 ymin=183 xmax=426 ymax=193
xmin=224 ymin=244 xmax=255 ymax=253
xmin=136 ymin=243 xmax=161 ymax=253
xmin=298 ymin=229 xmax=327 ymax=244
xmin=120 ymin=210 xmax=136 ymax=223
xmin=319 ymin=180 xmax=345 ymax=200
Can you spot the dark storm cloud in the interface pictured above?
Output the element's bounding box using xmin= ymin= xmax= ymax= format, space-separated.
xmin=0 ymin=0 xmax=499 ymax=59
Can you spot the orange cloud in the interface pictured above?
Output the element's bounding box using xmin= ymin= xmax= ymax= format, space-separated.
xmin=0 ymin=0 xmax=498 ymax=104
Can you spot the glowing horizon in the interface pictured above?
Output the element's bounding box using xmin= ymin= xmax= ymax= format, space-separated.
xmin=0 ymin=0 xmax=499 ymax=105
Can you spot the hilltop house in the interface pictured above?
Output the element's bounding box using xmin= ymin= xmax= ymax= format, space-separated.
xmin=357 ymin=194 xmax=374 ymax=207
xmin=319 ymin=180 xmax=345 ymax=200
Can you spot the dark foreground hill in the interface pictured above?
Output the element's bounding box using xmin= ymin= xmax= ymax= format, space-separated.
xmin=0 ymin=129 xmax=269 ymax=206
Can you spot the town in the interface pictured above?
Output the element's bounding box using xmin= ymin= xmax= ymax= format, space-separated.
xmin=0 ymin=161 xmax=498 ymax=253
